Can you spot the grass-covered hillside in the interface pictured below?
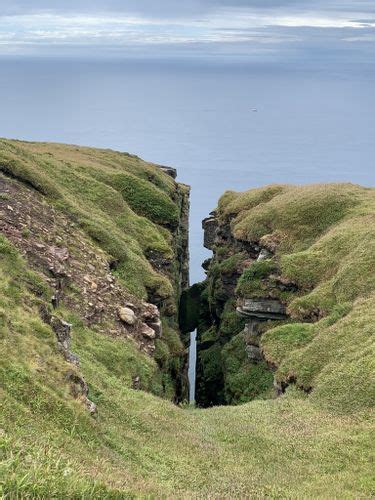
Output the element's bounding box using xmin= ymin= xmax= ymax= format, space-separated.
xmin=0 ymin=139 xmax=189 ymax=302
xmin=217 ymin=183 xmax=375 ymax=411
xmin=1 ymin=143 xmax=374 ymax=499
xmin=193 ymin=184 xmax=375 ymax=409
xmin=1 ymin=233 xmax=374 ymax=497
xmin=0 ymin=138 xmax=191 ymax=400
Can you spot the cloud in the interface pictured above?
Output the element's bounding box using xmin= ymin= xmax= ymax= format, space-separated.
xmin=0 ymin=0 xmax=374 ymax=60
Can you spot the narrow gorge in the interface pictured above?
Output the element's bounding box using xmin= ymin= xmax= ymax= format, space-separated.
xmin=1 ymin=139 xmax=374 ymax=498
xmin=183 ymin=206 xmax=295 ymax=407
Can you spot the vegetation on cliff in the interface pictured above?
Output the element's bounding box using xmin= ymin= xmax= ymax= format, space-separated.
xmin=1 ymin=142 xmax=374 ymax=499
xmin=1 ymin=236 xmax=373 ymax=497
xmin=217 ymin=183 xmax=375 ymax=412
xmin=192 ymin=183 xmax=374 ymax=408
xmin=0 ymin=139 xmax=189 ymax=302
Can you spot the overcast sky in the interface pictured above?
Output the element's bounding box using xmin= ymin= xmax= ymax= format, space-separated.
xmin=0 ymin=0 xmax=374 ymax=61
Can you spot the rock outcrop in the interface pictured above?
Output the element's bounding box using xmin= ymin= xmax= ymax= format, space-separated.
xmin=189 ymin=182 xmax=375 ymax=408
xmin=190 ymin=208 xmax=291 ymax=407
xmin=39 ymin=304 xmax=97 ymax=414
xmin=237 ymin=299 xmax=287 ymax=320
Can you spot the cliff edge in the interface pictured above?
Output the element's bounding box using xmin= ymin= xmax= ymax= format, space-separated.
xmin=182 ymin=183 xmax=375 ymax=410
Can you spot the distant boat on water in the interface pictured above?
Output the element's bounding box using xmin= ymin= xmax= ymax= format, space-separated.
xmin=252 ymin=108 xmax=258 ymax=112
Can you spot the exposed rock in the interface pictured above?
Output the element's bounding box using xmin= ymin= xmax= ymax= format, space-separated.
xmin=257 ymin=248 xmax=273 ymax=261
xmin=50 ymin=316 xmax=72 ymax=352
xmin=141 ymin=303 xmax=159 ymax=322
xmin=140 ymin=323 xmax=156 ymax=339
xmin=132 ymin=376 xmax=141 ymax=390
xmin=48 ymin=246 xmax=69 ymax=262
xmin=0 ymin=175 xmax=167 ymax=355
xmin=65 ymin=370 xmax=97 ymax=415
xmin=243 ymin=320 xmax=261 ymax=346
xmin=158 ymin=165 xmax=177 ymax=179
xmin=246 ymin=345 xmax=263 ymax=362
xmin=85 ymin=399 xmax=98 ymax=415
xmin=118 ymin=306 xmax=137 ymax=325
xmin=48 ymin=263 xmax=67 ymax=279
xmin=202 ymin=215 xmax=218 ymax=250
xmin=148 ymin=319 xmax=162 ymax=337
xmin=202 ymin=258 xmax=212 ymax=271
xmin=0 ymin=160 xmax=190 ymax=402
xmin=64 ymin=351 xmax=81 ymax=366
xmin=195 ymin=206 xmax=292 ymax=407
xmin=38 ymin=305 xmax=95 ymax=413
xmin=125 ymin=302 xmax=136 ymax=310
xmin=237 ymin=299 xmax=287 ymax=320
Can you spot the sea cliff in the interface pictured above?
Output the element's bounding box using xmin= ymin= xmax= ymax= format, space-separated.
xmin=1 ymin=144 xmax=374 ymax=497
xmin=181 ymin=184 xmax=375 ymax=409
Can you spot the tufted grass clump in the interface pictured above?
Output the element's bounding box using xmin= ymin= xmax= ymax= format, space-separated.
xmin=236 ymin=259 xmax=278 ymax=298
xmin=222 ymin=333 xmax=274 ymax=404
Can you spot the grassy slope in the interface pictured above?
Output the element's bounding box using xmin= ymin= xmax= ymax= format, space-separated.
xmin=219 ymin=183 xmax=375 ymax=413
xmin=0 ymin=139 xmax=183 ymax=302
xmin=1 ymin=155 xmax=374 ymax=497
xmin=1 ymin=239 xmax=373 ymax=497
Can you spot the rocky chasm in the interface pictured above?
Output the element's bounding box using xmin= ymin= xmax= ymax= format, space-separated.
xmin=1 ymin=141 xmax=374 ymax=497
xmin=0 ymin=139 xmax=290 ymax=410
xmin=181 ymin=211 xmax=293 ymax=406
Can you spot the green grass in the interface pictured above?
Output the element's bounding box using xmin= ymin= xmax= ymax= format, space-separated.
xmin=222 ymin=333 xmax=274 ymax=404
xmin=0 ymin=138 xmax=183 ymax=301
xmin=215 ymin=183 xmax=375 ymax=410
xmin=0 ymin=155 xmax=374 ymax=497
xmin=0 ymin=234 xmax=374 ymax=498
xmin=220 ymin=183 xmax=372 ymax=252
xmin=236 ymin=258 xmax=278 ymax=298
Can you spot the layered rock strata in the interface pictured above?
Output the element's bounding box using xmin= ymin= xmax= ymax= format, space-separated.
xmin=184 ymin=212 xmax=291 ymax=407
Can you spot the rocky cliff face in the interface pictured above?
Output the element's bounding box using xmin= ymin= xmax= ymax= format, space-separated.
xmin=185 ymin=183 xmax=375 ymax=407
xmin=189 ymin=213 xmax=289 ymax=406
xmin=0 ymin=139 xmax=190 ymax=404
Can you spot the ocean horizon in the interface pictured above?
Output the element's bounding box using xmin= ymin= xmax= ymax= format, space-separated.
xmin=1 ymin=57 xmax=374 ymax=282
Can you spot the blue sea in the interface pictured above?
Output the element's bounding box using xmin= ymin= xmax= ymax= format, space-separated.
xmin=1 ymin=58 xmax=374 ymax=284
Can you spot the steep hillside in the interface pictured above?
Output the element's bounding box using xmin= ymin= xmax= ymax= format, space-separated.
xmin=182 ymin=183 xmax=375 ymax=410
xmin=1 ymin=145 xmax=374 ymax=498
xmin=0 ymin=139 xmax=190 ymax=401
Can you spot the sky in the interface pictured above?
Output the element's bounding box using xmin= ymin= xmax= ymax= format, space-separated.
xmin=0 ymin=0 xmax=374 ymax=61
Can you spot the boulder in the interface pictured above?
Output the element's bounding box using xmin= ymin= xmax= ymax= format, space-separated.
xmin=118 ymin=306 xmax=137 ymax=325
xmin=140 ymin=322 xmax=156 ymax=339
xmin=142 ymin=303 xmax=159 ymax=321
